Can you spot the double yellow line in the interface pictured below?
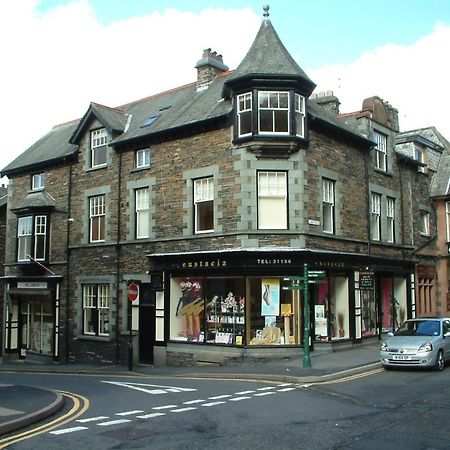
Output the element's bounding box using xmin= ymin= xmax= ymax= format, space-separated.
xmin=0 ymin=391 xmax=89 ymax=449
xmin=301 ymin=367 xmax=385 ymax=388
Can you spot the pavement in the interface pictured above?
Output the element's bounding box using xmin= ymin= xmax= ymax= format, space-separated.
xmin=0 ymin=342 xmax=381 ymax=436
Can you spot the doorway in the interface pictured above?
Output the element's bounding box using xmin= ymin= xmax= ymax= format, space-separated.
xmin=138 ymin=284 xmax=155 ymax=364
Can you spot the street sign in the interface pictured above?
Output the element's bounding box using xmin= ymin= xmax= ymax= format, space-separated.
xmin=127 ymin=282 xmax=139 ymax=302
xmin=308 ymin=270 xmax=326 ymax=277
xmin=282 ymin=285 xmax=303 ymax=291
xmin=307 ymin=279 xmax=327 ymax=284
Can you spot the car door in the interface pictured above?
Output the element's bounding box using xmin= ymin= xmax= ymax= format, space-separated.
xmin=442 ymin=320 xmax=450 ymax=361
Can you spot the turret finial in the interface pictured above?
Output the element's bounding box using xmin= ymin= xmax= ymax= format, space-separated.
xmin=263 ymin=4 xmax=270 ymax=18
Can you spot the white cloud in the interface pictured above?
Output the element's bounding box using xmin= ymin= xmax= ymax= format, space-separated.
xmin=309 ymin=21 xmax=450 ymax=140
xmin=0 ymin=1 xmax=260 ymax=176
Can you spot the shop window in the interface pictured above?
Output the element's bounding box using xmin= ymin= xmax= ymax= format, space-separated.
xmin=82 ymin=284 xmax=110 ymax=336
xmin=370 ymin=193 xmax=381 ymax=241
xmin=361 ymin=290 xmax=377 ymax=337
xmin=89 ymin=194 xmax=106 ymax=242
xmin=194 ymin=177 xmax=214 ymax=233
xmin=386 ymin=197 xmax=395 ymax=243
xmin=17 ymin=215 xmax=48 ymax=262
xmin=257 ymin=171 xmax=287 ymax=229
xmin=322 ymin=178 xmax=335 ymax=234
xmin=20 ymin=299 xmax=53 ymax=355
xmin=135 ymin=187 xmax=150 ymax=239
xmin=90 ymin=128 xmax=108 ymax=168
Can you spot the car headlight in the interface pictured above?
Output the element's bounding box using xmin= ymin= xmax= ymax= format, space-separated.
xmin=418 ymin=342 xmax=433 ymax=353
xmin=381 ymin=342 xmax=388 ymax=351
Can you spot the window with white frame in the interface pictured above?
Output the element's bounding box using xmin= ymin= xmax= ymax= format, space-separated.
xmin=135 ymin=187 xmax=150 ymax=239
xmin=371 ymin=193 xmax=381 ymax=241
xmin=89 ymin=195 xmax=106 ymax=242
xmin=295 ymin=93 xmax=306 ymax=138
xmin=258 ymin=171 xmax=288 ymax=229
xmin=387 ymin=197 xmax=395 ymax=243
xmin=258 ymin=91 xmax=289 ymax=134
xmin=237 ymin=92 xmax=252 ymax=137
xmin=32 ymin=173 xmax=45 ymax=190
xmin=194 ymin=177 xmax=214 ymax=233
xmin=82 ymin=284 xmax=110 ymax=336
xmin=446 ymin=201 xmax=450 ymax=242
xmin=420 ymin=211 xmax=430 ymax=235
xmin=90 ymin=128 xmax=108 ymax=168
xmin=374 ymin=131 xmax=387 ymax=171
xmin=322 ymin=178 xmax=335 ymax=234
xmin=17 ymin=215 xmax=47 ymax=261
xmin=136 ymin=148 xmax=151 ymax=169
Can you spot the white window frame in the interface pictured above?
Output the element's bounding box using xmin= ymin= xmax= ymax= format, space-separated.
xmin=322 ymin=179 xmax=335 ymax=234
xmin=136 ymin=148 xmax=151 ymax=169
xmin=89 ymin=195 xmax=106 ymax=242
xmin=295 ymin=93 xmax=306 ymax=138
xmin=194 ymin=177 xmax=214 ymax=234
xmin=90 ymin=128 xmax=108 ymax=168
xmin=32 ymin=173 xmax=45 ymax=190
xmin=387 ymin=197 xmax=395 ymax=243
xmin=420 ymin=211 xmax=430 ymax=235
xmin=258 ymin=171 xmax=288 ymax=230
xmin=371 ymin=193 xmax=381 ymax=241
xmin=446 ymin=201 xmax=450 ymax=242
xmin=82 ymin=284 xmax=110 ymax=337
xmin=135 ymin=187 xmax=150 ymax=239
xmin=258 ymin=91 xmax=290 ymax=135
xmin=237 ymin=92 xmax=252 ymax=137
xmin=17 ymin=216 xmax=33 ymax=261
xmin=34 ymin=215 xmax=47 ymax=260
xmin=374 ymin=131 xmax=387 ymax=171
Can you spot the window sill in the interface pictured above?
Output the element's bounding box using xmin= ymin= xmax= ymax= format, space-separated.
xmin=373 ymin=168 xmax=393 ymax=177
xmin=131 ymin=166 xmax=150 ymax=173
xmin=86 ymin=164 xmax=108 ymax=173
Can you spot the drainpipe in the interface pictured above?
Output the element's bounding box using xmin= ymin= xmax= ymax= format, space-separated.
xmin=115 ymin=151 xmax=122 ymax=364
xmin=364 ymin=148 xmax=372 ymax=254
xmin=65 ymin=163 xmax=73 ymax=363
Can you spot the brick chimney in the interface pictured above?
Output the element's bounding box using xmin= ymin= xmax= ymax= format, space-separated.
xmin=195 ymin=48 xmax=229 ymax=91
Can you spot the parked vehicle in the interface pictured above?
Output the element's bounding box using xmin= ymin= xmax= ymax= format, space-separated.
xmin=380 ymin=318 xmax=450 ymax=371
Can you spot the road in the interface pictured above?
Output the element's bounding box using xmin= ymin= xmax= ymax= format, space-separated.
xmin=1 ymin=367 xmax=450 ymax=449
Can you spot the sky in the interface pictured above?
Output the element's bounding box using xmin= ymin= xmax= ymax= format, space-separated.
xmin=1 ymin=0 xmax=450 ymax=180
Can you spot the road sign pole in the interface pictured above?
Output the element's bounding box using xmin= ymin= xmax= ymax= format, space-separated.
xmin=303 ymin=263 xmax=311 ymax=368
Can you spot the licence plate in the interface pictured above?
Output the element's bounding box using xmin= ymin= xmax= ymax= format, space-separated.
xmin=392 ymin=355 xmax=411 ymax=360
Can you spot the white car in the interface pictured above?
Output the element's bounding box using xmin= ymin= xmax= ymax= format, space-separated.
xmin=380 ymin=318 xmax=450 ymax=371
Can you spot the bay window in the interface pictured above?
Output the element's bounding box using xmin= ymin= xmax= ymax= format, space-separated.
xmin=237 ymin=92 xmax=252 ymax=136
xmin=258 ymin=91 xmax=289 ymax=134
xmin=258 ymin=171 xmax=287 ymax=229
xmin=17 ymin=215 xmax=48 ymax=262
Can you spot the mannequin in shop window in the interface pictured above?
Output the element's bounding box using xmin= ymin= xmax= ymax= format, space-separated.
xmin=176 ymin=280 xmax=203 ymax=340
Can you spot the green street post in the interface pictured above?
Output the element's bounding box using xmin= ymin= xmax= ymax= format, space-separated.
xmin=303 ymin=263 xmax=311 ymax=368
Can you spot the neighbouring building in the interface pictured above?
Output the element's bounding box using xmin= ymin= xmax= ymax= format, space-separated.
xmin=1 ymin=8 xmax=447 ymax=366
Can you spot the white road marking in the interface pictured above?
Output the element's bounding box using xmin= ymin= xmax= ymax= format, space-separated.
xmin=229 ymin=396 xmax=251 ymax=401
xmin=171 ymin=407 xmax=197 ymax=413
xmin=277 ymin=387 xmax=296 ymax=392
xmin=116 ymin=410 xmax=144 ymax=416
xmin=256 ymin=386 xmax=276 ymax=391
xmin=137 ymin=412 xmax=166 ymax=419
xmin=277 ymin=383 xmax=293 ymax=387
xmin=183 ymin=399 xmax=206 ymax=405
xmin=101 ymin=381 xmax=196 ymax=396
xmin=50 ymin=426 xmax=88 ymax=435
xmin=235 ymin=390 xmax=255 ymax=395
xmin=208 ymin=394 xmax=232 ymax=400
xmin=254 ymin=392 xmax=276 ymax=397
xmin=202 ymin=401 xmax=226 ymax=407
xmin=152 ymin=404 xmax=178 ymax=410
xmin=77 ymin=416 xmax=109 ymax=423
xmin=97 ymin=419 xmax=131 ymax=426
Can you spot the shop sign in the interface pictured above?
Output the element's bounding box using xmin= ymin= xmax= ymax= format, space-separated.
xmin=17 ymin=282 xmax=47 ymax=289
xmin=256 ymin=258 xmax=293 ymax=265
xmin=417 ymin=265 xmax=435 ymax=279
xmin=181 ymin=258 xmax=227 ymax=269
xmin=359 ymin=271 xmax=374 ymax=290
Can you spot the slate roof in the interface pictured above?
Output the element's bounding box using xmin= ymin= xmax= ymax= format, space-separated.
xmin=0 ymin=186 xmax=7 ymax=208
xmin=1 ymin=121 xmax=78 ymax=177
xmin=427 ymin=127 xmax=450 ymax=198
xmin=223 ymin=18 xmax=315 ymax=96
xmin=11 ymin=190 xmax=56 ymax=212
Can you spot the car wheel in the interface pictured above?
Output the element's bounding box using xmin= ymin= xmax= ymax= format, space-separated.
xmin=434 ymin=350 xmax=445 ymax=371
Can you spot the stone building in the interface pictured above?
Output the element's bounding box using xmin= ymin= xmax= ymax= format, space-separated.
xmin=0 ymin=10 xmax=445 ymax=366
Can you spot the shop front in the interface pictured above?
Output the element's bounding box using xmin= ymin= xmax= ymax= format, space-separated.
xmin=148 ymin=250 xmax=414 ymax=365
xmin=3 ymin=277 xmax=62 ymax=361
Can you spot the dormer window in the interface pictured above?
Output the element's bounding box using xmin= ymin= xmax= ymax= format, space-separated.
xmin=235 ymin=89 xmax=306 ymax=141
xmin=414 ymin=145 xmax=426 ymax=173
xmin=90 ymin=128 xmax=108 ymax=168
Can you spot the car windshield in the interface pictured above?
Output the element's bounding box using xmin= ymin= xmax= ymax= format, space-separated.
xmin=394 ymin=320 xmax=440 ymax=337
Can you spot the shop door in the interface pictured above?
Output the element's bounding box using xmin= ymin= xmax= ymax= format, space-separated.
xmin=139 ymin=285 xmax=155 ymax=364
xmin=20 ymin=297 xmax=53 ymax=355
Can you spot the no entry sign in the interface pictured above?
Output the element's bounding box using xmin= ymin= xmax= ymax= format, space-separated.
xmin=127 ymin=282 xmax=139 ymax=302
